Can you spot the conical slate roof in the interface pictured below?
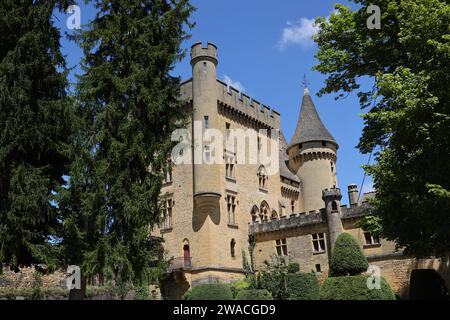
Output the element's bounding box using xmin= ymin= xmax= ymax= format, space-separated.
xmin=289 ymin=88 xmax=337 ymax=149
xmin=279 ymin=131 xmax=300 ymax=182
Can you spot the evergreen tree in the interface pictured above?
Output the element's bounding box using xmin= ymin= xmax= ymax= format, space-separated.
xmin=40 ymin=0 xmax=194 ymax=298
xmin=313 ymin=0 xmax=450 ymax=256
xmin=0 ymin=0 xmax=74 ymax=271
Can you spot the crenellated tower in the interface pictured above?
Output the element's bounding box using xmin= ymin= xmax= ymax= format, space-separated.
xmin=190 ymin=42 xmax=222 ymax=214
xmin=287 ymin=88 xmax=339 ymax=212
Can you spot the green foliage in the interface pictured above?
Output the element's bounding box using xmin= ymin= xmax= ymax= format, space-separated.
xmin=314 ymin=0 xmax=450 ymax=257
xmin=32 ymin=0 xmax=195 ymax=297
xmin=257 ymin=256 xmax=289 ymax=300
xmin=31 ymin=272 xmax=43 ymax=300
xmin=186 ymin=283 xmax=233 ymax=300
xmin=0 ymin=0 xmax=74 ymax=269
xmin=285 ymin=273 xmax=319 ymax=300
xmin=330 ymin=233 xmax=369 ymax=276
xmin=319 ymin=275 xmax=395 ymax=300
xmin=235 ymin=289 xmax=272 ymax=300
xmin=230 ymin=279 xmax=251 ymax=298
xmin=287 ymin=262 xmax=300 ymax=274
xmin=133 ymin=285 xmax=151 ymax=300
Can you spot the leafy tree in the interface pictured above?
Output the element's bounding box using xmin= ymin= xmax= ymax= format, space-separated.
xmin=0 ymin=0 xmax=74 ymax=271
xmin=314 ymin=0 xmax=450 ymax=256
xmin=35 ymin=0 xmax=194 ymax=299
xmin=330 ymin=233 xmax=369 ymax=276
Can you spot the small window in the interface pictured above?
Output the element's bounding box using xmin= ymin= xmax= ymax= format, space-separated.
xmin=364 ymin=232 xmax=381 ymax=245
xmin=230 ymin=239 xmax=236 ymax=258
xmin=291 ymin=200 xmax=295 ymax=213
xmin=331 ymin=161 xmax=334 ymax=173
xmin=315 ymin=264 xmax=322 ymax=273
xmin=312 ymin=233 xmax=326 ymax=253
xmin=162 ymin=199 xmax=173 ymax=230
xmin=162 ymin=160 xmax=172 ymax=184
xmin=204 ymin=144 xmax=211 ymax=163
xmin=204 ymin=116 xmax=209 ymax=129
xmin=227 ymin=195 xmax=237 ymax=225
xmin=322 ymin=141 xmax=327 ymax=147
xmin=276 ymin=239 xmax=288 ymax=256
xmin=331 ymin=201 xmax=338 ymax=211
xmin=225 ymin=152 xmax=235 ymax=179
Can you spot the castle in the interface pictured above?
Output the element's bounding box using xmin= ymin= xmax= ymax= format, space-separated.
xmin=154 ymin=42 xmax=449 ymax=299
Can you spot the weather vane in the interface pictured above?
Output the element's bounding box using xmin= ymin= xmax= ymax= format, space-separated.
xmin=302 ymin=74 xmax=310 ymax=89
xmin=302 ymin=74 xmax=310 ymax=94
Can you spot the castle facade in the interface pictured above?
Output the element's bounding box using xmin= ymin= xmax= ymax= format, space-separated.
xmin=154 ymin=42 xmax=449 ymax=299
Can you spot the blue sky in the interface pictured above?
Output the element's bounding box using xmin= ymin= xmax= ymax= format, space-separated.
xmin=54 ymin=0 xmax=374 ymax=205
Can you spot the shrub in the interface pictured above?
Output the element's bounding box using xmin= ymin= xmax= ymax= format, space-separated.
xmin=235 ymin=289 xmax=272 ymax=300
xmin=330 ymin=233 xmax=369 ymax=276
xmin=409 ymin=269 xmax=449 ymax=300
xmin=285 ymin=273 xmax=319 ymax=300
xmin=186 ymin=283 xmax=233 ymax=300
xmin=319 ymin=275 xmax=395 ymax=300
xmin=230 ymin=280 xmax=251 ymax=298
xmin=133 ymin=286 xmax=151 ymax=300
xmin=287 ymin=262 xmax=300 ymax=274
xmin=258 ymin=270 xmax=285 ymax=300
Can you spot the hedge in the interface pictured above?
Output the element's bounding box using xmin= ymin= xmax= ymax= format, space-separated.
xmin=285 ymin=273 xmax=319 ymax=300
xmin=185 ymin=283 xmax=233 ymax=300
xmin=319 ymin=275 xmax=395 ymax=300
xmin=330 ymin=233 xmax=369 ymax=276
xmin=235 ymin=289 xmax=272 ymax=300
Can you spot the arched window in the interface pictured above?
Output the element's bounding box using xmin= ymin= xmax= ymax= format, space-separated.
xmin=258 ymin=166 xmax=268 ymax=190
xmin=183 ymin=239 xmax=191 ymax=268
xmin=271 ymin=210 xmax=278 ymax=220
xmin=251 ymin=205 xmax=259 ymax=224
xmin=230 ymin=239 xmax=236 ymax=258
xmin=260 ymin=201 xmax=270 ymax=221
xmin=331 ymin=201 xmax=338 ymax=211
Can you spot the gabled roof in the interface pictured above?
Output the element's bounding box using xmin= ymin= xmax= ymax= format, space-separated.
xmin=289 ymin=88 xmax=337 ymax=149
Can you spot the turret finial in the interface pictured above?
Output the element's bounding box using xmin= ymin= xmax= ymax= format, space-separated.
xmin=302 ymin=74 xmax=310 ymax=95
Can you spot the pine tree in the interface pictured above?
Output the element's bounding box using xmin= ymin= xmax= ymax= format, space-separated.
xmin=45 ymin=0 xmax=194 ymax=298
xmin=0 ymin=0 xmax=74 ymax=271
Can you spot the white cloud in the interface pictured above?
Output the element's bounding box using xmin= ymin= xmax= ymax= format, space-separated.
xmin=222 ymin=75 xmax=245 ymax=92
xmin=277 ymin=17 xmax=319 ymax=50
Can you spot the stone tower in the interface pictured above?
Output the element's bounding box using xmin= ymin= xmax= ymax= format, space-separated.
xmin=190 ymin=42 xmax=221 ymax=215
xmin=322 ymin=187 xmax=343 ymax=254
xmin=287 ymin=88 xmax=338 ymax=212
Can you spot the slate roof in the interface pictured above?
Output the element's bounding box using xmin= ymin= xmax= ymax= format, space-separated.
xmin=289 ymin=88 xmax=337 ymax=149
xmin=279 ymin=131 xmax=300 ymax=183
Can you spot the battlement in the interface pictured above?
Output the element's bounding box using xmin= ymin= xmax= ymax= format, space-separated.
xmin=216 ymin=79 xmax=281 ymax=129
xmin=322 ymin=188 xmax=343 ymax=202
xmin=249 ymin=210 xmax=326 ymax=235
xmin=190 ymin=42 xmax=218 ymax=66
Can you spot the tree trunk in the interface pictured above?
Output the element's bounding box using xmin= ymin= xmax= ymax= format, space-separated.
xmin=69 ymin=276 xmax=86 ymax=300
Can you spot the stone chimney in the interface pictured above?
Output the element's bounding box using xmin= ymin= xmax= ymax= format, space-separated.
xmin=348 ymin=184 xmax=359 ymax=207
